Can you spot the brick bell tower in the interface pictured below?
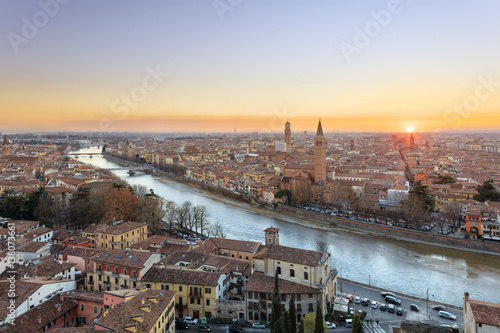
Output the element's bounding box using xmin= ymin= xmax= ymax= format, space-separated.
xmin=314 ymin=119 xmax=327 ymax=184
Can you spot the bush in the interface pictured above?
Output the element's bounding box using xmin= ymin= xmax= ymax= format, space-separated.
xmin=360 ymin=311 xmax=367 ymax=320
xmin=324 ymin=313 xmax=334 ymax=323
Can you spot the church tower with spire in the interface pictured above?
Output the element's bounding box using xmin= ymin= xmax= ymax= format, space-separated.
xmin=314 ymin=119 xmax=327 ymax=183
xmin=284 ymin=121 xmax=291 ymax=153
xmin=1 ymin=134 xmax=11 ymax=157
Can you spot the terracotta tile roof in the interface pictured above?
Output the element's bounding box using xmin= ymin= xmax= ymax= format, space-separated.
xmin=142 ymin=266 xmax=221 ymax=286
xmin=61 ymin=290 xmax=104 ymax=303
xmin=131 ymin=235 xmax=169 ymax=250
xmin=95 ymin=221 xmax=147 ymax=235
xmin=60 ymin=246 xmax=105 ymax=261
xmin=95 ymin=289 xmax=176 ymax=333
xmin=23 ymin=226 xmax=53 ymax=239
xmin=245 ymin=272 xmax=321 ymax=294
xmin=16 ymin=241 xmax=49 ymax=253
xmin=93 ymin=249 xmax=153 ymax=269
xmin=165 ymin=251 xmax=252 ymax=277
xmin=0 ymin=297 xmax=77 ymax=333
xmin=83 ymin=224 xmax=98 ymax=233
xmin=0 ymin=280 xmax=43 ymax=319
xmin=0 ymin=255 xmax=76 ymax=279
xmin=469 ymin=299 xmax=500 ymax=327
xmin=158 ymin=243 xmax=191 ymax=256
xmin=253 ymin=244 xmax=325 ymax=266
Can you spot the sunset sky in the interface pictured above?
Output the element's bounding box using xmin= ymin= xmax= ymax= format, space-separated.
xmin=1 ymin=0 xmax=500 ymax=133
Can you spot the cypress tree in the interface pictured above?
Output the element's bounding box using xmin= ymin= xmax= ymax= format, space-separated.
xmin=283 ymin=309 xmax=291 ymax=333
xmin=271 ymin=268 xmax=282 ymax=332
xmin=314 ymin=300 xmax=323 ymax=333
xmin=288 ymin=295 xmax=297 ymax=333
xmin=298 ymin=318 xmax=304 ymax=333
xmin=351 ymin=314 xmax=364 ymax=333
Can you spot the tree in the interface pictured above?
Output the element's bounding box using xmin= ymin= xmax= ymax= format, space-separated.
xmin=139 ymin=196 xmax=169 ymax=235
xmin=474 ymin=180 xmax=500 ymax=202
xmin=298 ymin=319 xmax=304 ymax=333
xmin=208 ymin=221 xmax=226 ymax=238
xmin=314 ymin=301 xmax=323 ymax=333
xmin=288 ymin=295 xmax=297 ymax=333
xmin=271 ymin=268 xmax=282 ymax=332
xmin=402 ymin=195 xmax=429 ymax=229
xmin=351 ymin=314 xmax=363 ymax=333
xmin=104 ymin=187 xmax=140 ymax=223
xmin=192 ymin=205 xmax=210 ymax=235
xmin=301 ymin=313 xmax=325 ymax=333
xmin=433 ymin=175 xmax=456 ymax=184
xmin=409 ymin=181 xmax=434 ymax=210
xmin=282 ymin=310 xmax=291 ymax=333
xmin=275 ymin=189 xmax=291 ymax=204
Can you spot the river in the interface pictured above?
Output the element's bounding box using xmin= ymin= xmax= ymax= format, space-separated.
xmin=71 ymin=147 xmax=500 ymax=306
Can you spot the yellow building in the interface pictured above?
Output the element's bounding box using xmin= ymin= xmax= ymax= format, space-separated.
xmin=95 ymin=288 xmax=176 ymax=333
xmin=88 ymin=249 xmax=161 ymax=292
xmin=95 ymin=221 xmax=148 ymax=250
xmin=142 ymin=265 xmax=222 ymax=320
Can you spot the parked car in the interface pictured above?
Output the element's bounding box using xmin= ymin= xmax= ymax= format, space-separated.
xmin=344 ymin=319 xmax=352 ymax=328
xmin=354 ymin=297 xmax=361 ymax=304
xmin=379 ymin=304 xmax=387 ymax=311
xmin=439 ymin=311 xmax=457 ymax=320
xmin=385 ymin=296 xmax=402 ymax=305
xmin=387 ymin=304 xmax=395 ymax=313
xmin=198 ymin=324 xmax=211 ymax=332
xmin=176 ymin=322 xmax=189 ymax=330
xmin=252 ymin=322 xmax=266 ymax=329
xmin=381 ymin=292 xmax=396 ymax=298
xmin=184 ymin=317 xmax=199 ymax=325
xmin=410 ymin=304 xmax=420 ymax=312
xmin=239 ymin=321 xmax=252 ymax=328
xmin=371 ymin=301 xmax=378 ymax=309
xmin=346 ymin=294 xmax=353 ymax=303
xmin=326 ymin=322 xmax=336 ymax=329
xmin=396 ymin=308 xmax=403 ymax=316
xmin=230 ymin=325 xmax=243 ymax=333
xmin=361 ymin=298 xmax=371 ymax=306
xmin=432 ymin=305 xmax=446 ymax=311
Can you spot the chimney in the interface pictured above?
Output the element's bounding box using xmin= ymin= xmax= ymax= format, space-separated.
xmin=37 ymin=315 xmax=42 ymax=323
xmin=464 ymin=292 xmax=469 ymax=313
xmin=59 ymin=294 xmax=64 ymax=301
xmin=141 ymin=298 xmax=145 ymax=305
xmin=57 ymin=304 xmax=62 ymax=312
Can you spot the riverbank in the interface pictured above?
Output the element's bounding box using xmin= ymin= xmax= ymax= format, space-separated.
xmin=102 ymin=154 xmax=500 ymax=257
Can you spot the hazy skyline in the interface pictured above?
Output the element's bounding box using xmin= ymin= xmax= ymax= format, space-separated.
xmin=1 ymin=0 xmax=500 ymax=133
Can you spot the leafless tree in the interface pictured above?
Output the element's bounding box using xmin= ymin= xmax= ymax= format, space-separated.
xmin=192 ymin=204 xmax=210 ymax=235
xmin=132 ymin=184 xmax=149 ymax=198
xmin=208 ymin=221 xmax=226 ymax=238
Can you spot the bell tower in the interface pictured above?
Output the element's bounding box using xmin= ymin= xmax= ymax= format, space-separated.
xmin=264 ymin=227 xmax=279 ymax=246
xmin=314 ymin=119 xmax=327 ymax=183
xmin=1 ymin=134 xmax=10 ymax=157
xmin=284 ymin=121 xmax=291 ymax=153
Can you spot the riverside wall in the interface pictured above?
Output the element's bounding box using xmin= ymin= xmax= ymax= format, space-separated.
xmin=277 ymin=205 xmax=500 ymax=256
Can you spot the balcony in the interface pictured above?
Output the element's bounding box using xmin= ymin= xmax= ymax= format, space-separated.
xmin=130 ymin=276 xmax=138 ymax=282
xmin=95 ymin=269 xmax=102 ymax=274
xmin=121 ymin=284 xmax=129 ymax=289
xmin=112 ymin=272 xmax=119 ymax=278
xmin=103 ymin=282 xmax=111 ymax=288
xmin=111 ymin=240 xmax=124 ymax=245
xmin=189 ymin=293 xmax=202 ymax=298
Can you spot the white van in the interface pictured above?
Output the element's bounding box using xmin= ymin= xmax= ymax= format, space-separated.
xmin=345 ymin=319 xmax=352 ymax=328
